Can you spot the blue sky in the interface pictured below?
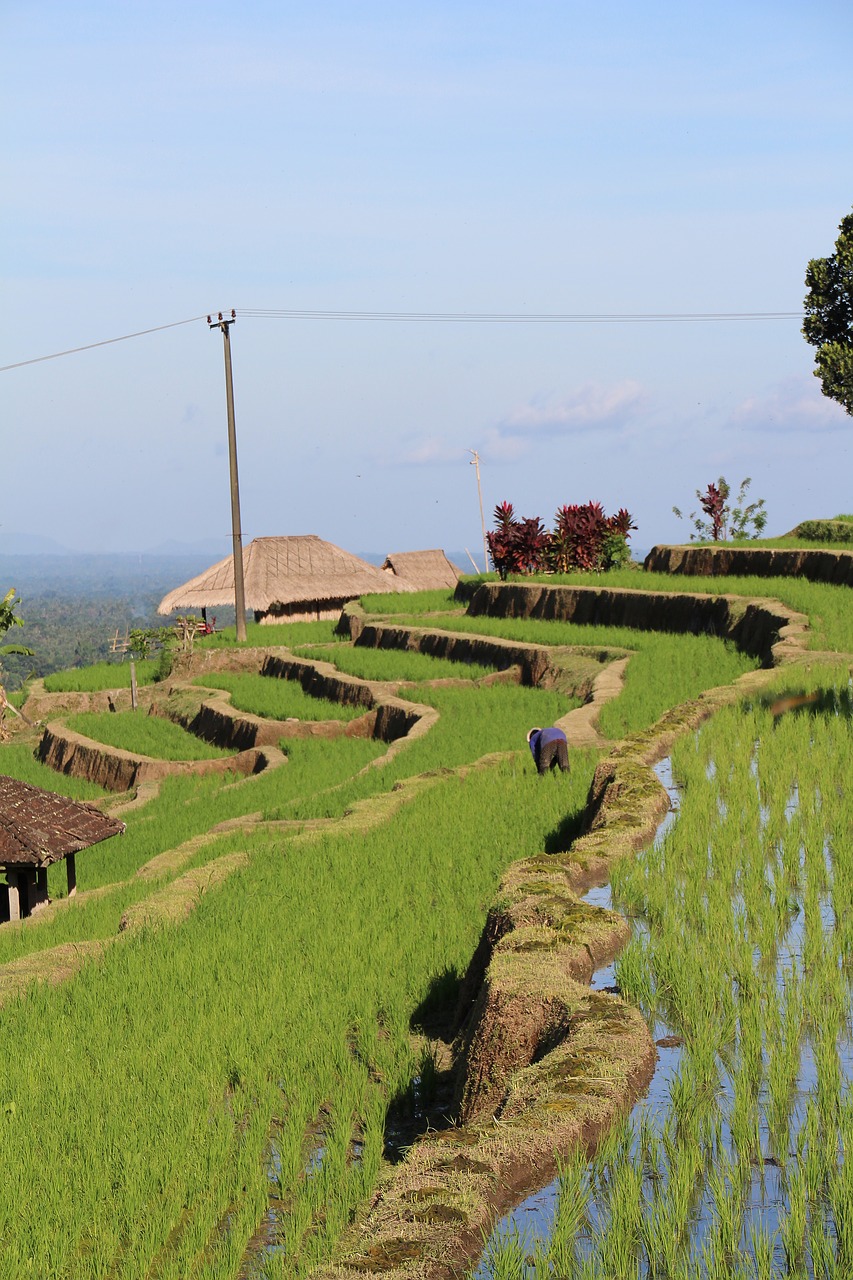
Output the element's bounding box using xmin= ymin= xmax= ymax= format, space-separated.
xmin=3 ymin=1 xmax=852 ymax=559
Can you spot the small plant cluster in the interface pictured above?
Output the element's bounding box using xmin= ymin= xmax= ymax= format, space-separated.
xmin=486 ymin=501 xmax=636 ymax=579
xmin=673 ymin=476 xmax=767 ymax=542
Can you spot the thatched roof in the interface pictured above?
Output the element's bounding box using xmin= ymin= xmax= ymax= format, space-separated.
xmin=0 ymin=776 xmax=125 ymax=868
xmin=382 ymin=550 xmax=460 ymax=591
xmin=158 ymin=536 xmax=416 ymax=615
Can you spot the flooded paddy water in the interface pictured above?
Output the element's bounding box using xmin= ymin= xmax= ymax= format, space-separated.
xmin=477 ymin=682 xmax=853 ymax=1278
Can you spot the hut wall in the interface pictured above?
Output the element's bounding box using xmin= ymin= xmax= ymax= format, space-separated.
xmin=257 ymin=598 xmax=352 ymax=624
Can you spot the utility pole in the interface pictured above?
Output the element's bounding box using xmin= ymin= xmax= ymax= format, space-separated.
xmin=208 ymin=311 xmax=247 ymax=642
xmin=468 ymin=449 xmax=488 ymax=573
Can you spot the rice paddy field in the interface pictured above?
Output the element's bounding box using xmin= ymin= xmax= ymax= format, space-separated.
xmin=0 ymin=568 xmax=851 ymax=1279
xmin=479 ymin=665 xmax=853 ymax=1279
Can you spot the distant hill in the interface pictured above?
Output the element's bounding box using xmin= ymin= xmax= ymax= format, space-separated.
xmin=0 ymin=532 xmax=78 ymax=555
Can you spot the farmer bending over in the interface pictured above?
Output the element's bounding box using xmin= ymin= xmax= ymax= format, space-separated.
xmin=527 ymin=726 xmax=569 ymax=775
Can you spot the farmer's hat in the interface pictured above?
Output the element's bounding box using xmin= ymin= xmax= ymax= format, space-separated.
xmin=527 ymin=727 xmax=541 ymax=743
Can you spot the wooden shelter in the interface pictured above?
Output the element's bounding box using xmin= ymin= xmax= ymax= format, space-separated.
xmin=382 ymin=549 xmax=460 ymax=591
xmin=158 ymin=535 xmax=416 ymax=625
xmin=0 ymin=776 xmax=125 ymax=922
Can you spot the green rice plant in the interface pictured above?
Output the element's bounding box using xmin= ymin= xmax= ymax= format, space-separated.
xmin=0 ymin=743 xmax=109 ymax=800
xmin=359 ymin=589 xmax=461 ymax=615
xmin=293 ymin=642 xmax=498 ymax=683
xmin=65 ymin=710 xmax=235 ymax=760
xmin=809 ymin=1211 xmax=839 ymax=1279
xmin=706 ymin=1152 xmax=743 ymax=1259
xmin=479 ymin=1226 xmax=532 ymax=1280
xmin=613 ymin=938 xmax=654 ymax=1016
xmin=192 ymin=672 xmax=366 ymax=722
xmin=43 ymin=658 xmax=160 ymax=692
xmin=549 ymin=1150 xmax=590 ymax=1266
xmin=409 ymin=612 xmax=758 ymax=737
xmin=747 ymin=1221 xmax=774 ymax=1280
xmin=779 ymin=1162 xmax=808 ymax=1275
xmin=640 ymin=1190 xmax=687 ymax=1278
xmin=198 ymin=619 xmax=343 ymax=648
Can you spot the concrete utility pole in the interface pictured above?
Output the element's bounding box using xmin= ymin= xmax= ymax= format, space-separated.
xmin=209 ymin=311 xmax=247 ymax=642
xmin=468 ymin=449 xmax=488 ymax=573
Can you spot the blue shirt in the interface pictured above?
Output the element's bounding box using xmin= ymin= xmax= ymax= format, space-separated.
xmin=528 ymin=726 xmax=567 ymax=763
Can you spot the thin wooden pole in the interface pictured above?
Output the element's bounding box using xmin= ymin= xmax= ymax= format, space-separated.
xmin=468 ymin=450 xmax=488 ymax=573
xmin=210 ymin=312 xmax=247 ymax=643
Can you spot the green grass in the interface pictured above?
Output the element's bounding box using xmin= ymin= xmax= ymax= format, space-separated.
xmin=378 ymin=613 xmax=757 ymax=737
xmin=43 ymin=658 xmax=160 ymax=692
xmin=0 ymin=744 xmax=110 ymax=800
xmin=192 ymin=672 xmax=367 ymax=721
xmin=197 ymin=619 xmax=343 ymax=649
xmin=293 ymin=643 xmax=498 ymax=683
xmin=0 ymin=738 xmax=597 ymax=1279
xmin=358 ymin=588 xmax=462 ymax=615
xmin=65 ymin=710 xmax=236 ymax=760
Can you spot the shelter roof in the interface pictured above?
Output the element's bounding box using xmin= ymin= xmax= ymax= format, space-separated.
xmin=158 ymin=536 xmax=416 ymax=615
xmin=0 ymin=776 xmax=125 ymax=868
xmin=382 ymin=549 xmax=460 ymax=591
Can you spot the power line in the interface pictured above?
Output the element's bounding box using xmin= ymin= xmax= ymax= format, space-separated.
xmin=0 ymin=315 xmax=207 ymax=373
xmin=0 ymin=307 xmax=805 ymax=374
xmin=240 ymin=307 xmax=805 ymax=324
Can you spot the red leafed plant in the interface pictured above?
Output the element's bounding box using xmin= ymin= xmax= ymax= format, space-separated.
xmin=486 ymin=500 xmax=636 ymax=576
xmin=485 ymin=503 xmax=550 ymax=579
xmin=698 ymin=482 xmax=727 ymax=541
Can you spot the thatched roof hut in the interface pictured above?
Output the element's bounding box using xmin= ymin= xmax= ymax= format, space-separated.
xmin=0 ymin=775 xmax=125 ymax=920
xmin=158 ymin=535 xmax=416 ymax=625
xmin=382 ymin=550 xmax=460 ymax=591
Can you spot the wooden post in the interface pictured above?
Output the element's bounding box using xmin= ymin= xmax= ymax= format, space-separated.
xmin=17 ymin=870 xmax=34 ymax=918
xmin=130 ymin=659 xmax=138 ymax=711
xmin=7 ymin=876 xmax=20 ymax=922
xmin=66 ymin=852 xmax=77 ymax=898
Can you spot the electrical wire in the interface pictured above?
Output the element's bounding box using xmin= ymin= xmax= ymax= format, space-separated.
xmin=0 ymin=315 xmax=207 ymax=373
xmin=239 ymin=308 xmax=805 ymax=323
xmin=0 ymin=307 xmax=805 ymax=374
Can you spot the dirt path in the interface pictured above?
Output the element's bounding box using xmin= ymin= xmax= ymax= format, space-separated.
xmin=555 ymin=655 xmax=630 ymax=748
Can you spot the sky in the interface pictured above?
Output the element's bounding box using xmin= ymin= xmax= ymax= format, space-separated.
xmin=2 ymin=0 xmax=852 ymax=562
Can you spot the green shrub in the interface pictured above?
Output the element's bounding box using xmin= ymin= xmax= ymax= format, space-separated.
xmin=787 ymin=518 xmax=853 ymax=544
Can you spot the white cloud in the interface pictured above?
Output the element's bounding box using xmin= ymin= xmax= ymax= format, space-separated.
xmin=398 ymin=437 xmax=468 ymax=466
xmin=497 ymin=381 xmax=647 ymax=437
xmin=730 ymin=375 xmax=850 ymax=433
xmin=392 ymin=380 xmax=649 ymax=469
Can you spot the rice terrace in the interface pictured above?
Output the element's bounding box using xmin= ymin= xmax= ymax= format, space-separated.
xmin=3 ymin=537 xmax=853 ymax=1280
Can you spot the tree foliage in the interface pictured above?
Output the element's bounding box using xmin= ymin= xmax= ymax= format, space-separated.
xmin=486 ymin=501 xmax=636 ymax=578
xmin=803 ymin=208 xmax=853 ymax=416
xmin=0 ymin=588 xmax=34 ymax=733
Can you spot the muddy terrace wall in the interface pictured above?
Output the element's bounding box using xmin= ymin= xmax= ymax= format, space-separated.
xmin=37 ymin=724 xmax=272 ymax=792
xmin=260 ymin=653 xmax=377 ymax=708
xmin=465 ymin=581 xmax=806 ymax=665
xmin=644 ymin=543 xmax=853 ymax=585
xmin=354 ymin=620 xmax=554 ymax=685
